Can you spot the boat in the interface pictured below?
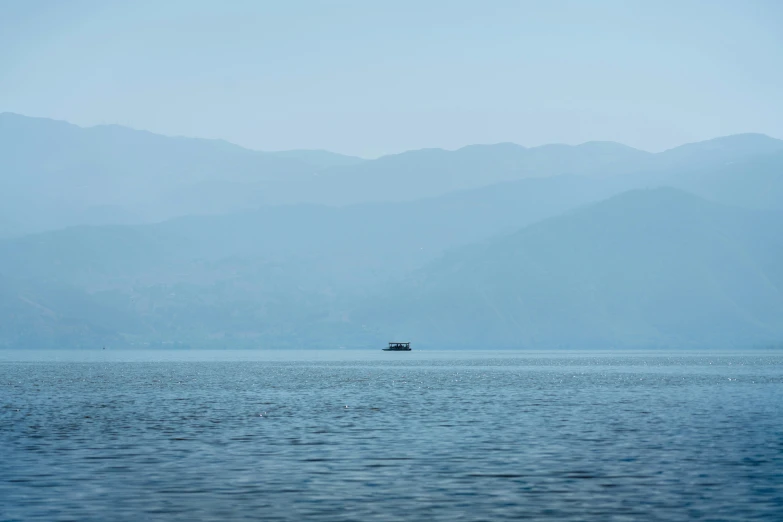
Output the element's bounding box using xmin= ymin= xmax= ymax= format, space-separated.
xmin=383 ymin=342 xmax=411 ymax=351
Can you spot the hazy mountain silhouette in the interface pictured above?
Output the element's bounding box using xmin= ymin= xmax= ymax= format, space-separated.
xmin=0 ymin=273 xmax=142 ymax=349
xmin=653 ymin=133 xmax=783 ymax=170
xmin=266 ymin=149 xmax=366 ymax=168
xmin=653 ymin=151 xmax=783 ymax=211
xmin=4 ymin=113 xmax=783 ymax=235
xmin=0 ymin=174 xmax=615 ymax=291
xmin=1 ymin=187 xmax=782 ymax=349
xmin=3 ymin=175 xmax=613 ymax=348
xmin=0 ymin=113 xmax=312 ymax=232
xmin=292 ymin=141 xmax=651 ymax=205
xmin=2 ymin=113 xmax=783 ymax=349
xmin=362 ymin=189 xmax=783 ymax=349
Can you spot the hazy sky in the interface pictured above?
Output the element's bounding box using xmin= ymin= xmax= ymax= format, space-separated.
xmin=2 ymin=0 xmax=782 ymax=157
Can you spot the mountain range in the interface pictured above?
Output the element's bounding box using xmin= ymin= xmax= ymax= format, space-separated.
xmin=364 ymin=189 xmax=783 ymax=349
xmin=1 ymin=113 xmax=782 ymax=349
xmin=4 ymin=112 xmax=783 ymax=235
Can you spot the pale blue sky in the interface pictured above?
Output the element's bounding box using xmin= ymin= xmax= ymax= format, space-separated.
xmin=2 ymin=0 xmax=782 ymax=157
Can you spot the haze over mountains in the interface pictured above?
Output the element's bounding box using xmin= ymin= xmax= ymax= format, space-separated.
xmin=5 ymin=112 xmax=783 ymax=234
xmin=367 ymin=189 xmax=783 ymax=348
xmin=1 ymin=113 xmax=782 ymax=349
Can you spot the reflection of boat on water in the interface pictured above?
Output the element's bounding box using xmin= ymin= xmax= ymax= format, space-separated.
xmin=383 ymin=342 xmax=411 ymax=351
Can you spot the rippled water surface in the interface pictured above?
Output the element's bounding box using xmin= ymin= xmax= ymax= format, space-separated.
xmin=1 ymin=350 xmax=782 ymax=521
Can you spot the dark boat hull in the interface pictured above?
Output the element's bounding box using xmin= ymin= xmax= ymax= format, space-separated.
xmin=382 ymin=348 xmax=411 ymax=351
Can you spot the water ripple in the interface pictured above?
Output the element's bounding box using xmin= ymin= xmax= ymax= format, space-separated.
xmin=1 ymin=353 xmax=782 ymax=521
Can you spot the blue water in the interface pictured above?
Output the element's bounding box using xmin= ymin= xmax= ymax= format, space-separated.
xmin=1 ymin=351 xmax=782 ymax=521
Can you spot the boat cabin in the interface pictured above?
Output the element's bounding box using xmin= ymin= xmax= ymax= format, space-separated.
xmin=384 ymin=342 xmax=411 ymax=351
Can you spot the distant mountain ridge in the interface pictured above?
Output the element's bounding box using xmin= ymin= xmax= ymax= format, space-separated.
xmin=1 ymin=188 xmax=781 ymax=349
xmin=0 ymin=174 xmax=615 ymax=292
xmin=2 ymin=113 xmax=783 ymax=350
xmin=4 ymin=112 xmax=782 ymax=234
xmin=266 ymin=149 xmax=366 ymax=168
xmin=656 ymin=133 xmax=783 ymax=165
xmin=361 ymin=188 xmax=783 ymax=348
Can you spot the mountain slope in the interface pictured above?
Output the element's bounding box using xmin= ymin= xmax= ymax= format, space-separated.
xmin=4 ymin=113 xmax=782 ymax=234
xmin=362 ymin=189 xmax=783 ymax=348
xmin=266 ymin=149 xmax=366 ymax=168
xmin=669 ymin=151 xmax=783 ymax=211
xmin=0 ymin=274 xmax=143 ymax=349
xmin=0 ymin=113 xmax=651 ymax=229
xmin=300 ymin=141 xmax=650 ymax=205
xmin=0 ymin=113 xmax=313 ymax=231
xmin=0 ymin=175 xmax=620 ymax=348
xmin=604 ymin=146 xmax=783 ymax=212
xmin=0 ymin=174 xmax=616 ymax=291
xmin=3 ymin=187 xmax=781 ymax=350
xmin=654 ymin=133 xmax=783 ymax=170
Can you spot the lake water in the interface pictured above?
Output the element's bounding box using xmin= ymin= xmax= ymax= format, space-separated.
xmin=1 ymin=350 xmax=782 ymax=521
